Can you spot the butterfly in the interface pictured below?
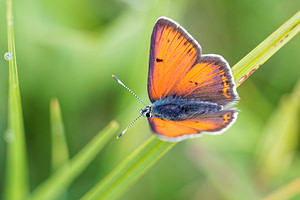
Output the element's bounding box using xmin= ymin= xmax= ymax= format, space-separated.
xmin=113 ymin=16 xmax=239 ymax=142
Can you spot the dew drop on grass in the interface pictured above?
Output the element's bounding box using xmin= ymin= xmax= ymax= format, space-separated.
xmin=53 ymin=123 xmax=63 ymax=135
xmin=4 ymin=52 xmax=13 ymax=61
xmin=8 ymin=21 xmax=13 ymax=26
xmin=4 ymin=129 xmax=15 ymax=143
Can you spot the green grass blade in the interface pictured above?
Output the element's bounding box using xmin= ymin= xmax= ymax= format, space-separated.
xmin=4 ymin=0 xmax=29 ymax=199
xmin=81 ymin=11 xmax=300 ymax=200
xmin=232 ymin=11 xmax=300 ymax=87
xmin=81 ymin=136 xmax=176 ymax=200
xmin=50 ymin=98 xmax=69 ymax=171
xmin=50 ymin=98 xmax=69 ymax=199
xmin=28 ymin=121 xmax=119 ymax=200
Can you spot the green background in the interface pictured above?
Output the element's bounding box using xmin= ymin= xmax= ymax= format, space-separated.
xmin=0 ymin=0 xmax=299 ymax=199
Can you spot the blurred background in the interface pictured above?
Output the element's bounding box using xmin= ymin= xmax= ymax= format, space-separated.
xmin=0 ymin=0 xmax=300 ymax=199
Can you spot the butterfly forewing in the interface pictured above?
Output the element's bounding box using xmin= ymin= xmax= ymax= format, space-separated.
xmin=148 ymin=17 xmax=201 ymax=102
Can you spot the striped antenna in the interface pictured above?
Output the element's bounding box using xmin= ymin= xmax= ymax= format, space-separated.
xmin=116 ymin=113 xmax=143 ymax=139
xmin=112 ymin=75 xmax=147 ymax=107
xmin=112 ymin=75 xmax=148 ymax=139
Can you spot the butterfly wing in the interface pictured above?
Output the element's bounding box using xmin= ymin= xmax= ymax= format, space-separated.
xmin=148 ymin=17 xmax=238 ymax=106
xmin=170 ymin=55 xmax=239 ymax=106
xmin=148 ymin=110 xmax=237 ymax=141
xmin=148 ymin=17 xmax=201 ymax=103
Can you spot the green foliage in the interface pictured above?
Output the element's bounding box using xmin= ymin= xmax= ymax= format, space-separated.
xmin=1 ymin=0 xmax=300 ymax=199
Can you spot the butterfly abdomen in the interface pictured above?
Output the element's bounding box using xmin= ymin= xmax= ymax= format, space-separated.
xmin=152 ymin=97 xmax=222 ymax=121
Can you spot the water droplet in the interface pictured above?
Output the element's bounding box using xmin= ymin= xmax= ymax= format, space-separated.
xmin=4 ymin=129 xmax=15 ymax=143
xmin=13 ymin=84 xmax=17 ymax=88
xmin=53 ymin=123 xmax=63 ymax=134
xmin=8 ymin=21 xmax=13 ymax=26
xmin=4 ymin=52 xmax=13 ymax=61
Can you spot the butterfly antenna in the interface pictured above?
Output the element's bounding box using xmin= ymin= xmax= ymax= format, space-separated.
xmin=116 ymin=114 xmax=143 ymax=139
xmin=112 ymin=75 xmax=147 ymax=107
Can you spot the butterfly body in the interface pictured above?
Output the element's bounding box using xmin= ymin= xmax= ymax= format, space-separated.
xmin=148 ymin=96 xmax=223 ymax=121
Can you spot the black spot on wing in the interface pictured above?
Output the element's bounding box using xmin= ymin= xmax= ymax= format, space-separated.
xmin=156 ymin=58 xmax=163 ymax=62
xmin=189 ymin=80 xmax=198 ymax=86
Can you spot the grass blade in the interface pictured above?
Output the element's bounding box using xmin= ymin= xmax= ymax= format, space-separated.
xmin=232 ymin=11 xmax=300 ymax=87
xmin=28 ymin=121 xmax=119 ymax=200
xmin=81 ymin=11 xmax=300 ymax=200
xmin=4 ymin=0 xmax=29 ymax=199
xmin=50 ymin=98 xmax=69 ymax=171
xmin=50 ymin=98 xmax=69 ymax=199
xmin=81 ymin=136 xmax=176 ymax=200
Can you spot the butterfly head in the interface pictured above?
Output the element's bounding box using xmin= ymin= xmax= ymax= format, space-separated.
xmin=140 ymin=106 xmax=152 ymax=118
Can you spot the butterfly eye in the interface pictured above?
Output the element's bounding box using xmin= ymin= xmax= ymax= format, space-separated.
xmin=140 ymin=106 xmax=152 ymax=118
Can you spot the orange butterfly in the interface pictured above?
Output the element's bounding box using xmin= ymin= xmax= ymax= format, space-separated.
xmin=113 ymin=17 xmax=239 ymax=141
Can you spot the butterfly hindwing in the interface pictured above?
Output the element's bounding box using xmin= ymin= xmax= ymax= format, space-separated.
xmin=148 ymin=17 xmax=201 ymax=102
xmin=148 ymin=110 xmax=237 ymax=141
xmin=171 ymin=55 xmax=239 ymax=106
